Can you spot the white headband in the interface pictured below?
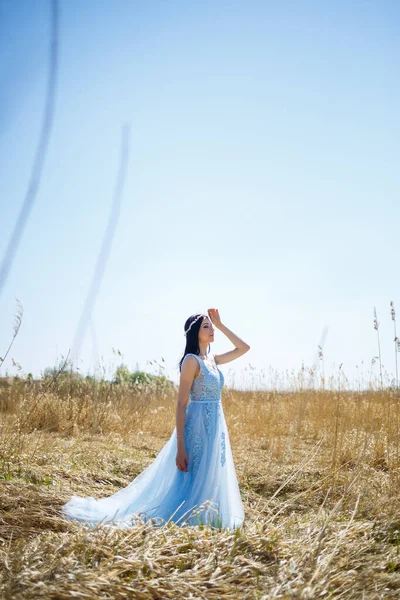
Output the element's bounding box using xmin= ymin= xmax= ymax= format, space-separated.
xmin=184 ymin=314 xmax=208 ymax=337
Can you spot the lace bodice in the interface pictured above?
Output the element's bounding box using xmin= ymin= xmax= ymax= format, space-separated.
xmin=182 ymin=353 xmax=224 ymax=402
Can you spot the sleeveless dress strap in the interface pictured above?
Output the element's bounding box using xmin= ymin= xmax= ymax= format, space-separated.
xmin=185 ymin=353 xmax=203 ymax=368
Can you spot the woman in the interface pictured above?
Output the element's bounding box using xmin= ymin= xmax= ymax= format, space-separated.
xmin=61 ymin=308 xmax=250 ymax=529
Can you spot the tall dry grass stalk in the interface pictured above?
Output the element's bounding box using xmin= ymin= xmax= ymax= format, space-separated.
xmin=373 ymin=306 xmax=383 ymax=389
xmin=318 ymin=344 xmax=324 ymax=390
xmin=0 ymin=299 xmax=23 ymax=370
xmin=391 ymin=301 xmax=399 ymax=389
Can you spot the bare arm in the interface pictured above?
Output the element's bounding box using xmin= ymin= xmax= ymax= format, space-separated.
xmin=175 ymin=356 xmax=198 ymax=472
xmin=212 ymin=319 xmax=250 ymax=366
xmin=176 ymin=356 xmax=197 ymax=444
xmin=218 ymin=322 xmax=250 ymax=352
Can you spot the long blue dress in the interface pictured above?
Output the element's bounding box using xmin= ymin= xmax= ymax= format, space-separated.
xmin=61 ymin=353 xmax=245 ymax=529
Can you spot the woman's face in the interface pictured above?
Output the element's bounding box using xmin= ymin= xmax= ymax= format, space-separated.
xmin=198 ymin=316 xmax=214 ymax=345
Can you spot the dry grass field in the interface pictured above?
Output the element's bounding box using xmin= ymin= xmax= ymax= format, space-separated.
xmin=1 ymin=372 xmax=400 ymax=599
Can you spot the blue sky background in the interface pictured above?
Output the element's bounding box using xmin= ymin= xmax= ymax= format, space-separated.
xmin=0 ymin=0 xmax=399 ymax=389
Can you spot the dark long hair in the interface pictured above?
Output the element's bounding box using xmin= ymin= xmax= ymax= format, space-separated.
xmin=178 ymin=313 xmax=210 ymax=372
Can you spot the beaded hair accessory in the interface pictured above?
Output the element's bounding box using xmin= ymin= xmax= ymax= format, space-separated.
xmin=184 ymin=314 xmax=208 ymax=337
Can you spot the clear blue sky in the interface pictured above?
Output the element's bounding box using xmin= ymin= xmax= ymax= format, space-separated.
xmin=1 ymin=0 xmax=399 ymax=389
